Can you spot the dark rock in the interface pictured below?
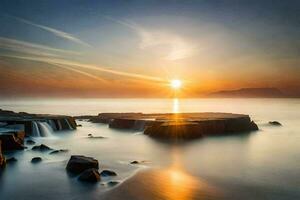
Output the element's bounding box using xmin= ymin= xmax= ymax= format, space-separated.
xmin=107 ymin=181 xmax=120 ymax=186
xmin=32 ymin=144 xmax=53 ymax=151
xmin=100 ymin=170 xmax=117 ymax=176
xmin=26 ymin=139 xmax=36 ymax=145
xmin=130 ymin=161 xmax=139 ymax=164
xmin=88 ymin=135 xmax=105 ymax=139
xmin=6 ymin=157 xmax=17 ymax=163
xmin=77 ymin=124 xmax=82 ymax=127
xmin=0 ymin=141 xmax=6 ymax=168
xmin=109 ymin=118 xmax=137 ymax=129
xmin=31 ymin=157 xmax=42 ymax=163
xmin=269 ymin=121 xmax=282 ymax=126
xmin=49 ymin=149 xmax=68 ymax=154
xmin=0 ymin=131 xmax=25 ymax=151
xmin=66 ymin=155 xmax=99 ymax=174
xmin=78 ymin=168 xmax=101 ymax=182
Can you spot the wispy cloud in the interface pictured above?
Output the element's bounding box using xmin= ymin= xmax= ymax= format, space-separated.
xmin=49 ymin=62 xmax=108 ymax=83
xmin=8 ymin=15 xmax=91 ymax=47
xmin=0 ymin=54 xmax=165 ymax=82
xmin=103 ymin=16 xmax=195 ymax=60
xmin=0 ymin=37 xmax=80 ymax=57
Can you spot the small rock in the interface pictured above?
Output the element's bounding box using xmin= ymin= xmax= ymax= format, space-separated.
xmin=31 ymin=157 xmax=42 ymax=163
xmin=66 ymin=155 xmax=99 ymax=174
xmin=78 ymin=168 xmax=101 ymax=182
xmin=100 ymin=170 xmax=117 ymax=177
xmin=49 ymin=149 xmax=68 ymax=154
xmin=6 ymin=157 xmax=17 ymax=163
xmin=269 ymin=121 xmax=282 ymax=126
xmin=88 ymin=134 xmax=93 ymax=137
xmin=26 ymin=140 xmax=36 ymax=145
xmin=32 ymin=144 xmax=53 ymax=151
xmin=130 ymin=160 xmax=139 ymax=164
xmin=107 ymin=181 xmax=120 ymax=187
xmin=77 ymin=124 xmax=82 ymax=127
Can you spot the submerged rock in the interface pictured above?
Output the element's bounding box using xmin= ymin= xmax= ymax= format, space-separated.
xmin=49 ymin=149 xmax=68 ymax=154
xmin=66 ymin=155 xmax=99 ymax=174
xmin=100 ymin=170 xmax=117 ymax=177
xmin=78 ymin=168 xmax=101 ymax=182
xmin=87 ymin=134 xmax=106 ymax=139
xmin=26 ymin=139 xmax=36 ymax=145
xmin=269 ymin=121 xmax=282 ymax=126
xmin=0 ymin=131 xmax=25 ymax=151
xmin=107 ymin=181 xmax=120 ymax=187
xmin=31 ymin=157 xmax=42 ymax=163
xmin=32 ymin=144 xmax=53 ymax=151
xmin=6 ymin=157 xmax=17 ymax=163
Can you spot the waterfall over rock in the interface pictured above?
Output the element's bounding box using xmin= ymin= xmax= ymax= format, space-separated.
xmin=31 ymin=121 xmax=54 ymax=137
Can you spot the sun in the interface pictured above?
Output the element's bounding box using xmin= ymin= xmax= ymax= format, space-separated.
xmin=170 ymin=79 xmax=182 ymax=89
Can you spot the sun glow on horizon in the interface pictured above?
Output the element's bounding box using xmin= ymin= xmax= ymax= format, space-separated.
xmin=170 ymin=79 xmax=182 ymax=90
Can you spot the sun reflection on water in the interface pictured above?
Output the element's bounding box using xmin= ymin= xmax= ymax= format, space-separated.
xmin=173 ymin=98 xmax=180 ymax=114
xmin=150 ymin=147 xmax=220 ymax=200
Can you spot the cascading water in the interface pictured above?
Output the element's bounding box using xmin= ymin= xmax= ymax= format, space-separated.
xmin=64 ymin=118 xmax=73 ymax=130
xmin=46 ymin=119 xmax=57 ymax=131
xmin=31 ymin=121 xmax=54 ymax=137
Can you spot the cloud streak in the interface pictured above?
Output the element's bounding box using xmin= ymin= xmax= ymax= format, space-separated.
xmin=49 ymin=62 xmax=108 ymax=83
xmin=0 ymin=37 xmax=80 ymax=57
xmin=0 ymin=54 xmax=165 ymax=83
xmin=8 ymin=15 xmax=91 ymax=47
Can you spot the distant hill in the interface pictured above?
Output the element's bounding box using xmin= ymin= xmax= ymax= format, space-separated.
xmin=208 ymin=88 xmax=286 ymax=98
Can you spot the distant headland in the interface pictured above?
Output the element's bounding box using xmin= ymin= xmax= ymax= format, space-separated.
xmin=207 ymin=87 xmax=288 ymax=98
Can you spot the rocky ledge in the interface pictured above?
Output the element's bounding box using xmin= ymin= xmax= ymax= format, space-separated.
xmin=0 ymin=109 xmax=77 ymax=137
xmin=84 ymin=112 xmax=258 ymax=139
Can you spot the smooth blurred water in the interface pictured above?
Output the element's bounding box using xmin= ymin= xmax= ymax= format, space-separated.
xmin=0 ymin=98 xmax=299 ymax=200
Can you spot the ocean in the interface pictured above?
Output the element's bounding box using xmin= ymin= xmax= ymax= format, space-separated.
xmin=0 ymin=98 xmax=299 ymax=200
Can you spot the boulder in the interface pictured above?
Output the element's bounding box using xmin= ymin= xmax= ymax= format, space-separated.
xmin=31 ymin=157 xmax=42 ymax=163
xmin=269 ymin=121 xmax=282 ymax=126
xmin=6 ymin=157 xmax=17 ymax=163
xmin=66 ymin=155 xmax=99 ymax=174
xmin=32 ymin=144 xmax=53 ymax=151
xmin=0 ymin=141 xmax=6 ymax=168
xmin=100 ymin=170 xmax=117 ymax=176
xmin=49 ymin=149 xmax=68 ymax=154
xmin=0 ymin=131 xmax=25 ymax=151
xmin=78 ymin=168 xmax=101 ymax=182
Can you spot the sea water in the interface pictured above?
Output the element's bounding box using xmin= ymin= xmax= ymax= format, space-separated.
xmin=0 ymin=98 xmax=299 ymax=200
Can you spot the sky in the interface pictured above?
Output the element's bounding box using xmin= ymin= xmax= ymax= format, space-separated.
xmin=0 ymin=0 xmax=300 ymax=98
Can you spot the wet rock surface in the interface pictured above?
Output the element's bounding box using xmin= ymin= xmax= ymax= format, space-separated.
xmin=0 ymin=141 xmax=6 ymax=168
xmin=0 ymin=109 xmax=77 ymax=136
xmin=32 ymin=144 xmax=53 ymax=151
xmin=269 ymin=121 xmax=282 ymax=126
xmin=31 ymin=157 xmax=42 ymax=163
xmin=100 ymin=170 xmax=117 ymax=176
xmin=49 ymin=149 xmax=68 ymax=154
xmin=66 ymin=155 xmax=99 ymax=174
xmin=78 ymin=168 xmax=101 ymax=182
xmin=6 ymin=157 xmax=17 ymax=163
xmin=85 ymin=112 xmax=259 ymax=139
xmin=0 ymin=131 xmax=25 ymax=151
xmin=107 ymin=181 xmax=120 ymax=186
